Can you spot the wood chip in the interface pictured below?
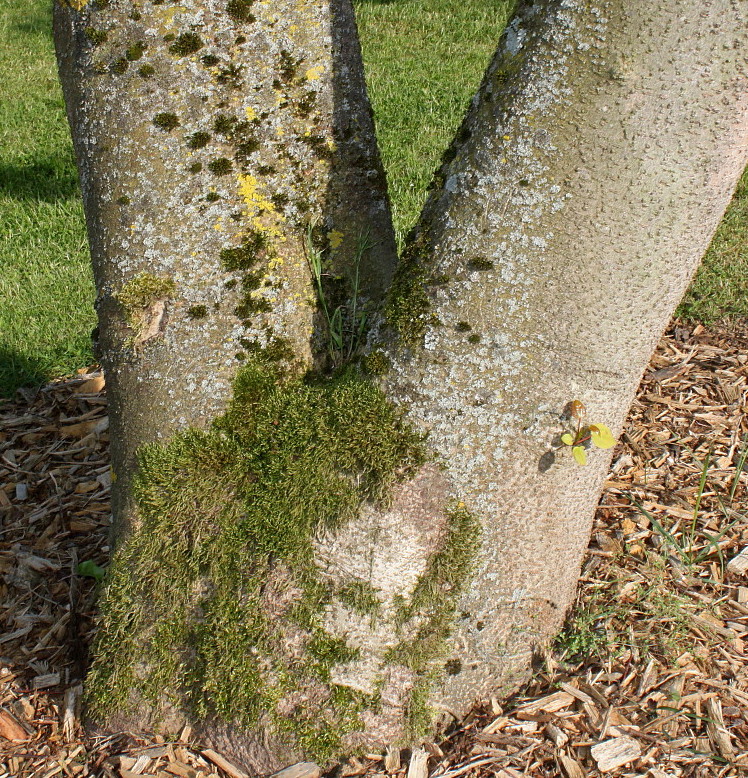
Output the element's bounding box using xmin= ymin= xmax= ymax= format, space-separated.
xmin=545 ymin=722 xmax=568 ymax=747
xmin=384 ymin=745 xmax=401 ymax=773
xmin=514 ymin=690 xmax=576 ymax=714
xmin=590 ymin=737 xmax=642 ymax=772
xmin=75 ymin=376 xmax=106 ymax=394
xmin=705 ymin=697 xmax=734 ymax=760
xmin=201 ymin=750 xmax=250 ymax=778
xmin=727 ymin=546 xmax=748 ymax=576
xmin=162 ymin=762 xmax=198 ymax=778
xmin=269 ymin=763 xmax=321 ymax=778
xmin=558 ymin=753 xmax=586 ymax=778
xmin=406 ymin=748 xmax=429 ymax=778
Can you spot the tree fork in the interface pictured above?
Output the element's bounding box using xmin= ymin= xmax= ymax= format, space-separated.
xmin=54 ymin=0 xmax=748 ymax=772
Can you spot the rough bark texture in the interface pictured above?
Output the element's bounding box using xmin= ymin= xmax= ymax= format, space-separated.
xmin=54 ymin=0 xmax=748 ymax=772
xmin=54 ymin=0 xmax=396 ymax=539
xmin=377 ymin=0 xmax=748 ymax=713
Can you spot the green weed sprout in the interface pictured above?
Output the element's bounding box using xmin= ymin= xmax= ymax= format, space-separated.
xmin=560 ymin=400 xmax=616 ymax=465
xmin=305 ymin=224 xmax=373 ymax=366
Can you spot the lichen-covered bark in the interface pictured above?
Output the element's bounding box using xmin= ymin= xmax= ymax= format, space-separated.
xmin=55 ymin=0 xmax=748 ymax=771
xmin=54 ymin=0 xmax=396 ymax=539
xmin=376 ymin=0 xmax=748 ymax=714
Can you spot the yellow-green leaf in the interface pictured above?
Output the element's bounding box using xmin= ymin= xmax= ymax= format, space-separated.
xmin=560 ymin=433 xmax=574 ymax=446
xmin=589 ymin=423 xmax=616 ymax=449
xmin=572 ymin=446 xmax=587 ymax=465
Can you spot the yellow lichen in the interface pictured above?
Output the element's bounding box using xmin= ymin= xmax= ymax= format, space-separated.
xmin=237 ymin=174 xmax=285 ymax=242
xmin=327 ymin=230 xmax=344 ymax=249
xmin=245 ymin=106 xmax=258 ymax=121
xmin=305 ymin=65 xmax=324 ymax=81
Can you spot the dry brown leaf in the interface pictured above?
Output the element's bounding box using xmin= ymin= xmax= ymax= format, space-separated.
xmin=0 ymin=709 xmax=30 ymax=741
xmin=75 ymin=375 xmax=106 ymax=394
xmin=60 ymin=416 xmax=109 ymax=439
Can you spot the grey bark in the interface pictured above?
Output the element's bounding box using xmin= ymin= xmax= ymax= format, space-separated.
xmin=54 ymin=0 xmax=396 ymax=539
xmin=55 ymin=0 xmax=748 ymax=771
xmin=379 ymin=0 xmax=748 ymax=710
xmin=311 ymin=0 xmax=748 ymax=746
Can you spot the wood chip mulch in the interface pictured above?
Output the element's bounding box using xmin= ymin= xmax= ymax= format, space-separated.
xmin=1 ymin=320 xmax=747 ymax=778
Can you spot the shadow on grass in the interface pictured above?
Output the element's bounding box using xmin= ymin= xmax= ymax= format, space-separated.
xmin=0 ymin=156 xmax=80 ymax=203
xmin=0 ymin=346 xmax=51 ymax=401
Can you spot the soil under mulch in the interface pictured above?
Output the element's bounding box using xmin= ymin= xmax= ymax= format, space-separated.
xmin=1 ymin=320 xmax=747 ymax=778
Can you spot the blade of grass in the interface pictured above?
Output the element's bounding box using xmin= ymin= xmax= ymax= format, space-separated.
xmin=688 ymin=448 xmax=712 ymax=560
xmin=729 ymin=434 xmax=748 ymax=504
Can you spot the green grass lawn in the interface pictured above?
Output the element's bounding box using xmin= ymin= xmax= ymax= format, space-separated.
xmin=0 ymin=0 xmax=96 ymax=397
xmin=1 ymin=0 xmax=746 ymax=398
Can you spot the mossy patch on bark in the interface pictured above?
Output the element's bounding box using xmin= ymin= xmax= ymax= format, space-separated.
xmin=386 ymin=503 xmax=481 ymax=737
xmin=86 ymin=357 xmax=427 ymax=760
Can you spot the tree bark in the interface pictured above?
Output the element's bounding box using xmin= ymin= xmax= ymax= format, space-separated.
xmin=54 ymin=0 xmax=396 ymax=540
xmin=55 ymin=0 xmax=748 ymax=772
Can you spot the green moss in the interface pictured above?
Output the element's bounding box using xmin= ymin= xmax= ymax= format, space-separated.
xmin=117 ymin=273 xmax=175 ymax=312
xmin=361 ymin=349 xmax=391 ymax=376
xmin=188 ymin=162 xmax=203 ymax=174
xmin=385 ymin=232 xmax=432 ymax=345
xmin=116 ymin=195 xmax=131 ymax=206
xmin=216 ymin=63 xmax=244 ymax=88
xmin=455 ymin=321 xmax=471 ymax=332
xmin=279 ymin=49 xmax=301 ymax=84
xmin=115 ymin=273 xmax=176 ymax=336
xmin=227 ymin=0 xmax=256 ymax=23
xmin=208 ymin=158 xmax=232 ymax=175
xmin=239 ymin=336 xmax=294 ymax=363
xmin=220 ymin=232 xmax=267 ymax=271
xmin=467 ymin=333 xmax=481 ymax=344
xmin=336 ymin=580 xmax=381 ymax=617
xmin=270 ymin=193 xmax=289 ymax=210
xmin=111 ymin=58 xmax=129 ymax=75
xmin=206 ymin=191 xmax=221 ymax=202
xmin=187 ymin=305 xmax=208 ymax=319
xmin=187 ymin=131 xmax=211 ymax=149
xmin=138 ymin=64 xmax=156 ymax=78
xmin=293 ymin=92 xmax=317 ymax=119
xmin=386 ymin=503 xmax=481 ymax=737
xmin=169 ymin=32 xmax=204 ymax=57
xmin=233 ymin=134 xmax=260 ymax=161
xmin=126 ymin=42 xmax=145 ymax=61
xmin=467 ymin=257 xmax=494 ymax=271
xmin=201 ymin=54 xmax=220 ymax=67
xmin=235 ymin=295 xmax=271 ymax=317
xmin=84 ymin=27 xmax=108 ymax=46
xmin=301 ymin=135 xmax=333 ymax=160
xmin=85 ymin=358 xmax=425 ymax=759
xmin=404 ymin=679 xmax=433 ymax=740
xmin=152 ymin=112 xmax=180 ymax=132
xmin=213 ymin=114 xmax=236 ymax=134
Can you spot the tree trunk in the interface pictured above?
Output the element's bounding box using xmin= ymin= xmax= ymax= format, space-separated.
xmin=54 ymin=0 xmax=748 ymax=772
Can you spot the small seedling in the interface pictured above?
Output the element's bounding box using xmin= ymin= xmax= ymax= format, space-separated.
xmin=559 ymin=400 xmax=616 ymax=465
xmin=77 ymin=560 xmax=106 ymax=582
